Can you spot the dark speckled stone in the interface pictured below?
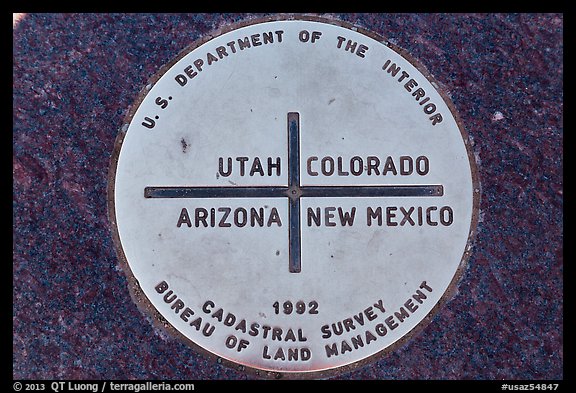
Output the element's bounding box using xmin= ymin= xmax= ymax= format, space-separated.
xmin=13 ymin=13 xmax=562 ymax=380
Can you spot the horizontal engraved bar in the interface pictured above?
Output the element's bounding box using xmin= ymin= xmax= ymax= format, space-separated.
xmin=301 ymin=184 xmax=444 ymax=198
xmin=144 ymin=184 xmax=443 ymax=198
xmin=144 ymin=186 xmax=290 ymax=199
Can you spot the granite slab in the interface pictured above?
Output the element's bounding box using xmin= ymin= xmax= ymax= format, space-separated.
xmin=13 ymin=13 xmax=563 ymax=380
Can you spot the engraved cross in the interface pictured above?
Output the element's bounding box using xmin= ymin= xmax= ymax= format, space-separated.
xmin=145 ymin=112 xmax=443 ymax=273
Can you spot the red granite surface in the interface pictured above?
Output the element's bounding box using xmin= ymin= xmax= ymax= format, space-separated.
xmin=13 ymin=13 xmax=563 ymax=380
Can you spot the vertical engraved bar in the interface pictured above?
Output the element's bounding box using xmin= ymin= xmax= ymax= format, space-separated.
xmin=289 ymin=198 xmax=301 ymax=273
xmin=288 ymin=112 xmax=301 ymax=273
xmin=288 ymin=112 xmax=300 ymax=188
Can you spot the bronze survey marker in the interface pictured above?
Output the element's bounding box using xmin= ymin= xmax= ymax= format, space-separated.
xmin=109 ymin=16 xmax=479 ymax=378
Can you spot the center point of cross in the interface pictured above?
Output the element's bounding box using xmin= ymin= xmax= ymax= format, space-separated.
xmin=287 ymin=186 xmax=302 ymax=201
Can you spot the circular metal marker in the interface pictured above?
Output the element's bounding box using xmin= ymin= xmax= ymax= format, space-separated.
xmin=108 ymin=15 xmax=480 ymax=378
